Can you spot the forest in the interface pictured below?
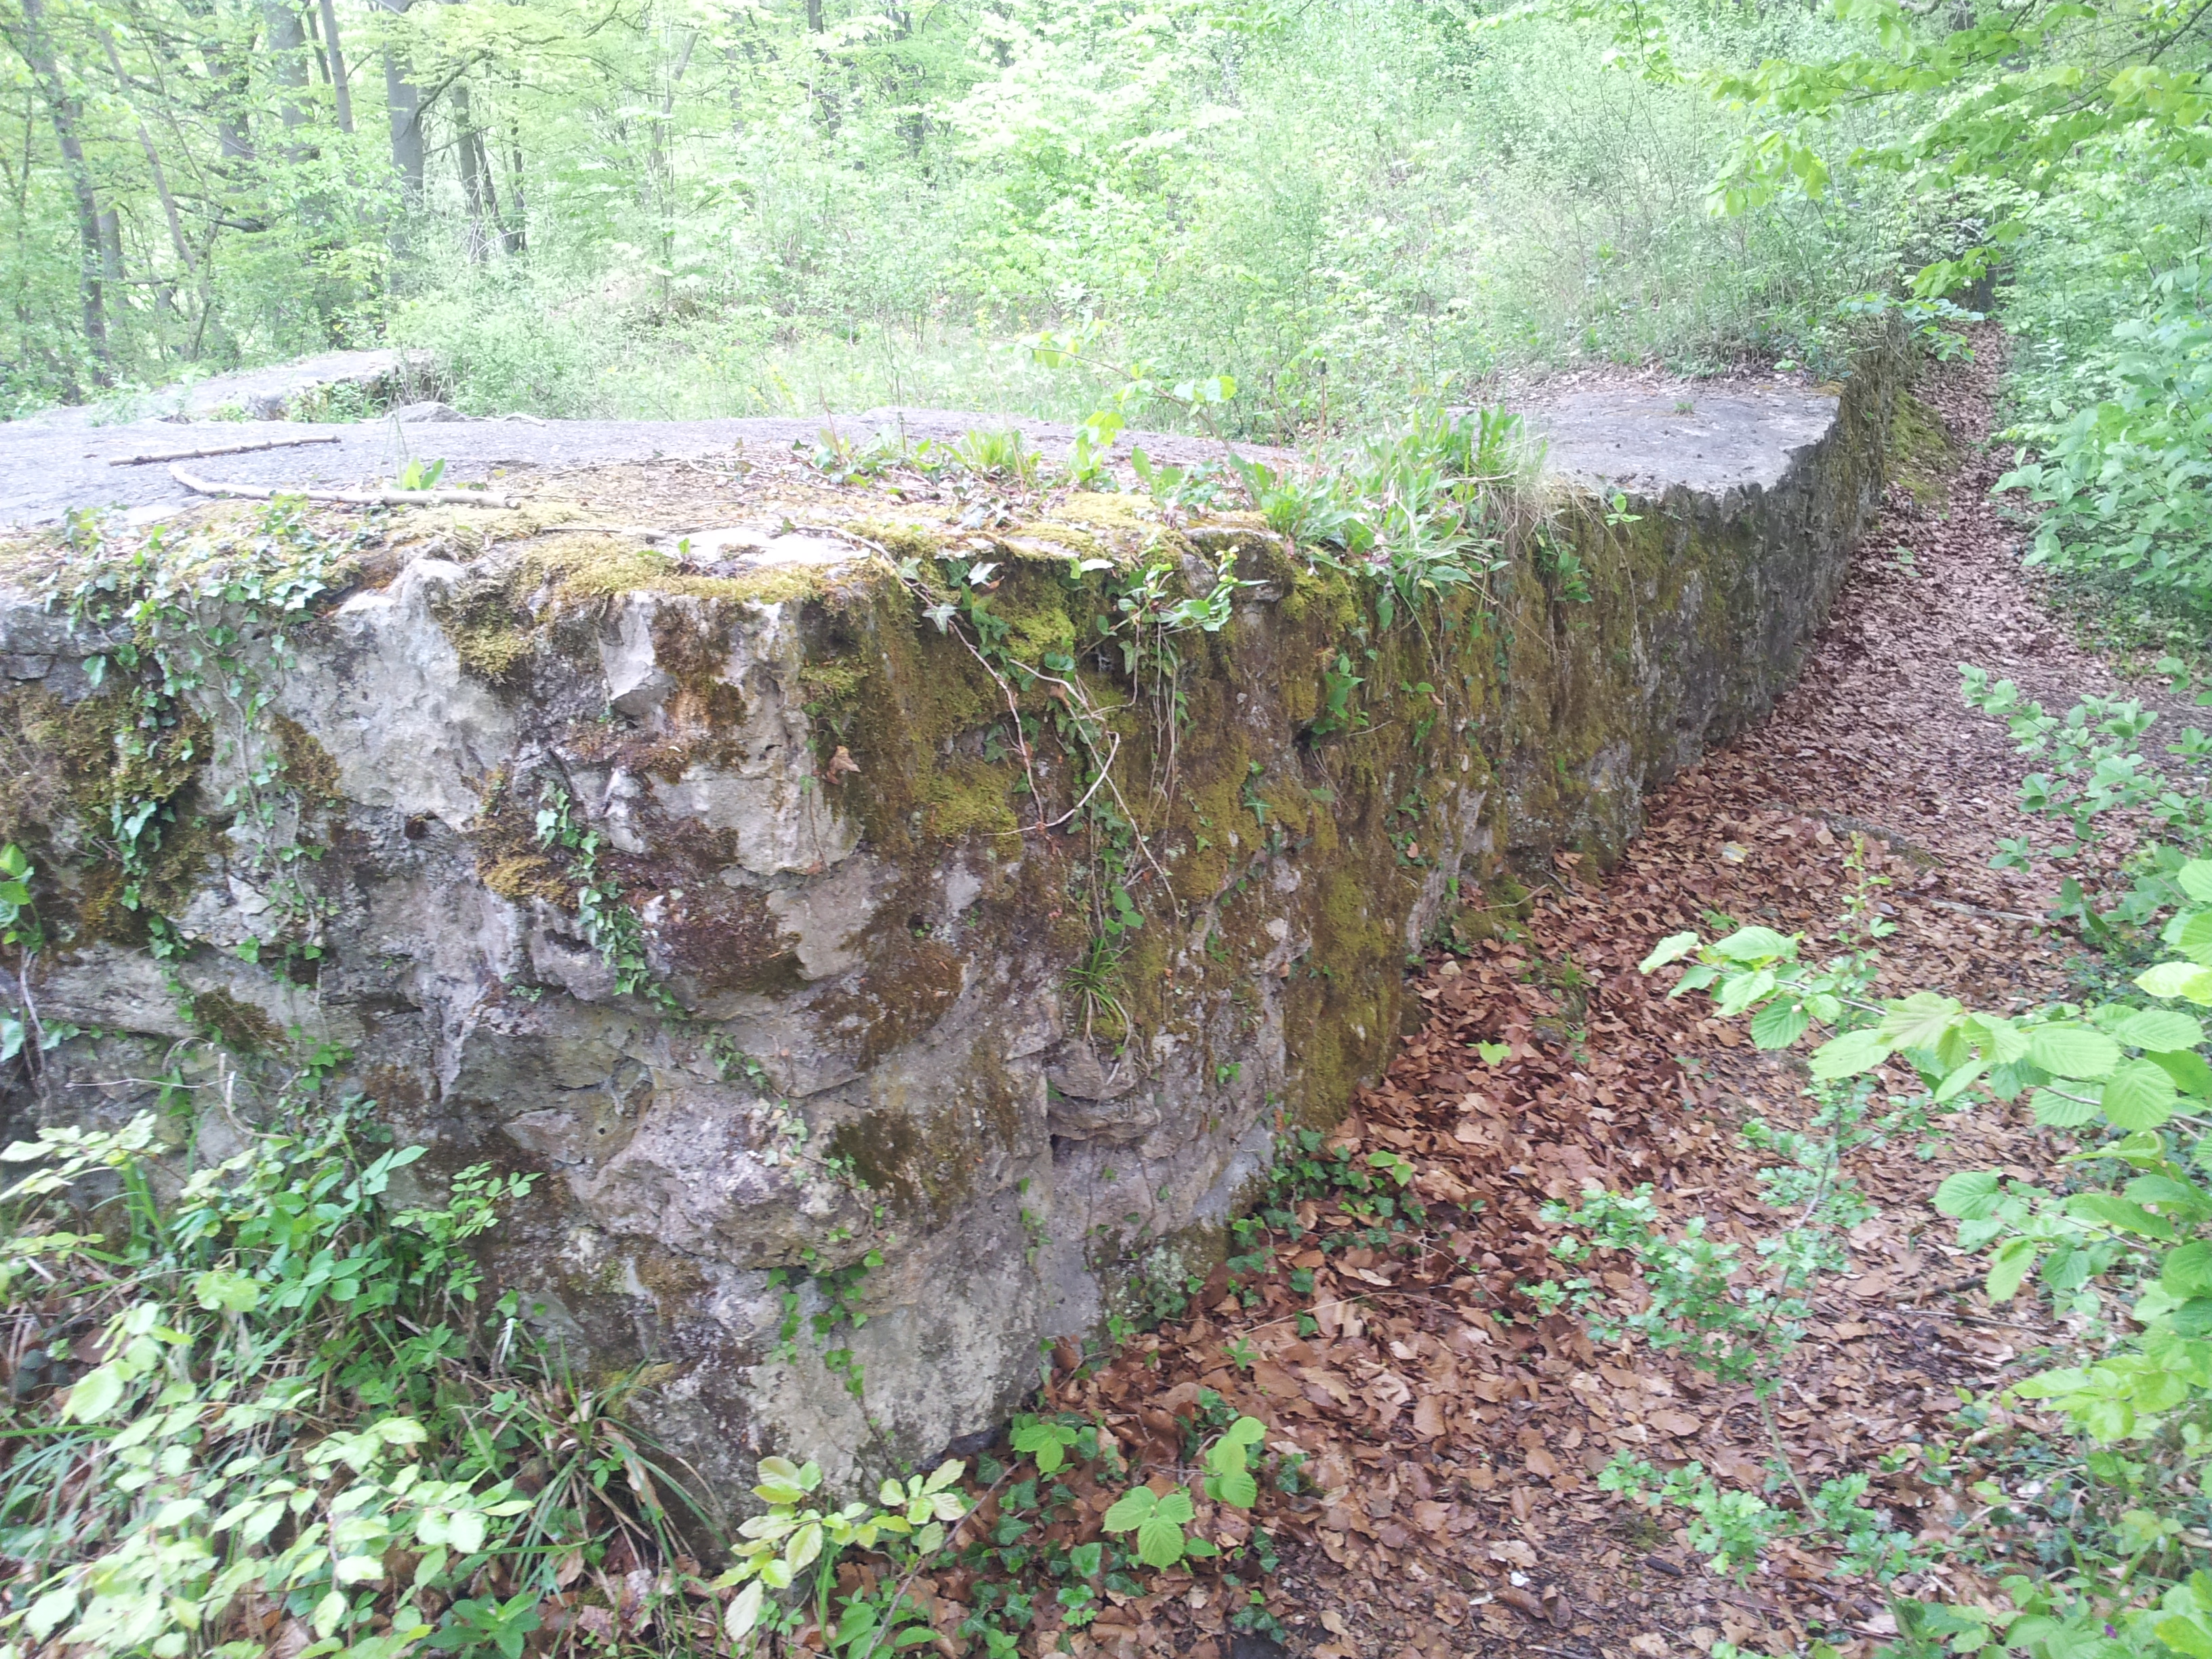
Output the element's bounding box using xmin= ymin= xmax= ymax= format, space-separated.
xmin=5 ymin=0 xmax=2212 ymax=1656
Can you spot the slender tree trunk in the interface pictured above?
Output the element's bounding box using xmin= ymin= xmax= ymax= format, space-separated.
xmin=373 ymin=0 xmax=423 ymax=204
xmin=7 ymin=0 xmax=110 ymax=380
xmin=453 ymin=79 xmax=487 ymax=262
xmin=98 ymin=26 xmax=194 ymax=273
xmin=316 ymin=0 xmax=353 ymax=132
xmin=501 ymin=121 xmax=526 ymax=254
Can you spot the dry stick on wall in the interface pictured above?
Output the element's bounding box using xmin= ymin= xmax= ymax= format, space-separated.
xmin=112 ymin=434 xmax=341 ymax=466
xmin=169 ymin=464 xmax=522 ymax=509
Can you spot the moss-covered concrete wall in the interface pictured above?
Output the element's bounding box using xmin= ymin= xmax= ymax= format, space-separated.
xmin=0 ymin=341 xmax=1898 ymax=1505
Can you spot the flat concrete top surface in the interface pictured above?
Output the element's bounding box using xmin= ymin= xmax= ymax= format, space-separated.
xmin=1521 ymin=381 xmax=1841 ymax=497
xmin=0 ymin=407 xmax=1275 ymax=529
xmin=3 ymin=348 xmax=1845 ymax=527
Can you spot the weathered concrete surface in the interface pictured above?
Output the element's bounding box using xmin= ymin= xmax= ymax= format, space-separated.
xmin=0 ymin=398 xmax=1271 ymax=531
xmin=0 ymin=340 xmax=1900 ymax=1509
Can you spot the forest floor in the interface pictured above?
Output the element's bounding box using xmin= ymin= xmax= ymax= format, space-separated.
xmin=1017 ymin=337 xmax=2202 ymax=1659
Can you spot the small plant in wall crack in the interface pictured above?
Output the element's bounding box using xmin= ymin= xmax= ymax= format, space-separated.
xmin=533 ymin=779 xmax=679 ymax=1012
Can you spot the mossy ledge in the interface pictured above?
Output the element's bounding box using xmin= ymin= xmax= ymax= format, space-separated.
xmin=0 ymin=339 xmax=1902 ymax=1509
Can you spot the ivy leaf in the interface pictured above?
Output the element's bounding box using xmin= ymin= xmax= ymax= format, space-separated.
xmin=1809 ymin=1028 xmax=1891 ymax=1080
xmin=1638 ymin=932 xmax=1700 ymax=973
xmin=2025 ymin=1024 xmax=2123 ymax=1078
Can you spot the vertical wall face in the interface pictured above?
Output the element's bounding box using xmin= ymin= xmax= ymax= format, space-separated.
xmin=0 ymin=343 xmax=1896 ymax=1504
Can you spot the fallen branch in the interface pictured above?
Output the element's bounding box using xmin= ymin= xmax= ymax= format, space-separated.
xmin=526 ymin=521 xmax=678 ymax=541
xmin=170 ymin=464 xmax=520 ymax=510
xmin=110 ymin=434 xmax=340 ymax=466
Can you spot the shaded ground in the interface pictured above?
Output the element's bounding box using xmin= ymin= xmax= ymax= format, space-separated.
xmin=1003 ymin=338 xmax=2198 ymax=1659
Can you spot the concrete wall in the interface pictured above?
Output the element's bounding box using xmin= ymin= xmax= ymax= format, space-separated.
xmin=0 ymin=337 xmax=1898 ymax=1506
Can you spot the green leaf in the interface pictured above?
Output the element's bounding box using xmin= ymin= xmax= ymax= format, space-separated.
xmin=1134 ymin=1511 xmax=1188 ymax=1568
xmin=2163 ymin=1241 xmax=2212 ymax=1298
xmin=2150 ymin=1613 xmax=2212 ymax=1659
xmin=1711 ymin=926 xmax=1795 ymax=963
xmin=2100 ymin=1059 xmax=2179 ymax=1129
xmin=1933 ymin=1170 xmax=2003 ymax=1220
xmin=62 ymin=1364 xmax=125 ymax=1423
xmin=2138 ymin=961 xmax=2212 ymax=1003
xmin=1809 ymin=1028 xmax=1891 ymax=1080
xmin=1748 ymin=1000 xmax=1811 ymax=1050
xmin=2148 ymin=1047 xmax=2212 ymax=1099
xmin=1933 ymin=1060 xmax=1986 ymax=1103
xmin=2025 ymin=1024 xmax=2123 ymax=1078
xmin=1638 ymin=932 xmax=1700 ymax=973
xmin=2110 ymin=1008 xmax=2205 ymax=1051
xmin=2063 ymin=1193 xmax=2173 ymax=1239
xmin=2177 ymin=861 xmax=2212 ymax=902
xmin=1206 ymin=1468 xmax=1259 ymax=1508
xmin=725 ymin=1580 xmax=765 ymax=1642
xmin=2175 ymin=909 xmax=2212 ymax=966
xmin=2030 ymin=1087 xmax=2101 ymax=1128
xmin=192 ymin=1269 xmax=262 ymax=1313
xmin=1986 ymin=1237 xmax=2039 ymax=1303
xmin=1101 ymin=1488 xmax=1158 ymax=1532
xmin=1880 ymin=991 xmax=1965 ymax=1050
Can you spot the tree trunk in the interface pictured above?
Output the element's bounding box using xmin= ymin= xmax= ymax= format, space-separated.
xmin=454 ymin=79 xmax=487 ymax=262
xmin=316 ymin=0 xmax=353 ymax=132
xmin=6 ymin=0 xmax=110 ymax=380
xmin=373 ymin=0 xmax=423 ymax=203
xmin=502 ymin=121 xmax=527 ymax=254
xmin=265 ymin=1 xmax=311 ymax=156
xmin=98 ymin=26 xmax=194 ymax=273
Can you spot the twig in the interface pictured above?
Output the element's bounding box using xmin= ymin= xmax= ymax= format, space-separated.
xmin=1913 ymin=895 xmax=2045 ymax=925
xmin=110 ymin=434 xmax=340 ymax=465
xmin=169 ymin=464 xmax=522 ymax=509
xmin=526 ymin=521 xmax=682 ymax=541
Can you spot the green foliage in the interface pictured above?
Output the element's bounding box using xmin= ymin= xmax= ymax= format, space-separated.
xmin=1100 ymin=1484 xmax=1198 ymax=1570
xmin=47 ymin=504 xmax=355 ymax=966
xmin=7 ymin=0 xmax=1914 ymax=423
xmin=716 ymin=1455 xmax=968 ymax=1648
xmin=0 ymin=1085 xmax=731 ymax=1659
xmin=1626 ymin=678 xmax=2212 ymax=1655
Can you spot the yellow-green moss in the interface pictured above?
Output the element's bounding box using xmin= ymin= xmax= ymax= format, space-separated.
xmin=918 ymin=757 xmax=1019 ymax=839
xmin=1889 ymin=391 xmax=1955 ymax=510
xmin=192 ymin=987 xmax=283 ymax=1052
xmin=271 ymin=714 xmax=342 ymax=805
